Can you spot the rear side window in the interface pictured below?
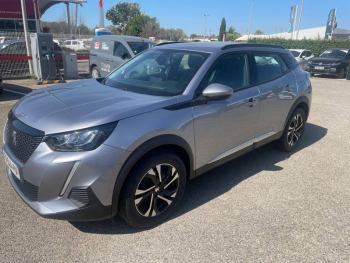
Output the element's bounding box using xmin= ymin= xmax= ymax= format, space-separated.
xmin=98 ymin=40 xmax=114 ymax=55
xmin=127 ymin=42 xmax=156 ymax=55
xmin=253 ymin=53 xmax=281 ymax=83
xmin=280 ymin=53 xmax=299 ymax=69
xmin=279 ymin=56 xmax=289 ymax=72
xmin=198 ymin=53 xmax=249 ymax=92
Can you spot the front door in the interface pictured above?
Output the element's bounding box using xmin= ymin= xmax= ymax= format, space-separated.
xmin=111 ymin=41 xmax=131 ymax=70
xmin=193 ymin=53 xmax=260 ymax=169
xmin=97 ymin=40 xmax=114 ymax=77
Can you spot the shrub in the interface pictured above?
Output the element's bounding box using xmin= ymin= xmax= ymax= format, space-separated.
xmin=247 ymin=37 xmax=350 ymax=56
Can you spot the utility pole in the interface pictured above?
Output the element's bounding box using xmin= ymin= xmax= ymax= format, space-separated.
xmin=33 ymin=0 xmax=40 ymax=33
xmin=66 ymin=3 xmax=71 ymax=39
xmin=296 ymin=0 xmax=304 ymax=39
xmin=275 ymin=27 xmax=279 ymax=34
xmin=204 ymin=14 xmax=209 ymax=41
xmin=20 ymin=0 xmax=33 ymax=75
xmin=280 ymin=27 xmax=283 ymax=33
xmin=75 ymin=4 xmax=78 ymax=39
xmin=248 ymin=0 xmax=255 ymax=38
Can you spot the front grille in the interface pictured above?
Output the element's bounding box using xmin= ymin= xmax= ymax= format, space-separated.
xmin=12 ymin=174 xmax=39 ymax=201
xmin=5 ymin=117 xmax=44 ymax=164
xmin=68 ymin=188 xmax=90 ymax=208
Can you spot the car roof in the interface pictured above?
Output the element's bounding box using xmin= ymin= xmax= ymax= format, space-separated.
xmin=153 ymin=42 xmax=289 ymax=53
xmin=93 ymin=35 xmax=155 ymax=43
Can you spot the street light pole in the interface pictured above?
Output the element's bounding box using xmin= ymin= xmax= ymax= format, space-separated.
xmin=296 ymin=0 xmax=304 ymax=39
xmin=248 ymin=0 xmax=255 ymax=38
xmin=204 ymin=14 xmax=209 ymax=41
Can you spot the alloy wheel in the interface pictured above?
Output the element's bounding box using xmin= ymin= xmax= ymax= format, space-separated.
xmin=287 ymin=114 xmax=303 ymax=146
xmin=134 ymin=164 xmax=179 ymax=217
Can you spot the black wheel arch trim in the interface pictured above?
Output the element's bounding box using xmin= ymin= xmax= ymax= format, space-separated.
xmin=111 ymin=134 xmax=195 ymax=217
xmin=284 ymin=96 xmax=310 ymax=130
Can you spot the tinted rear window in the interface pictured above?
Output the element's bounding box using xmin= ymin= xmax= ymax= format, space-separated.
xmin=280 ymin=53 xmax=299 ymax=68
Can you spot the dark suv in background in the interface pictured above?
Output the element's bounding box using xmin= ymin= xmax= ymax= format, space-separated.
xmin=307 ymin=48 xmax=350 ymax=78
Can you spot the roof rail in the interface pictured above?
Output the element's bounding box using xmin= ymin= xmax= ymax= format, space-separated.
xmin=221 ymin=43 xmax=285 ymax=50
xmin=157 ymin=41 xmax=183 ymax=46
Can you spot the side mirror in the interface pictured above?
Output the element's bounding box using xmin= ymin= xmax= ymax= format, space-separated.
xmin=202 ymin=84 xmax=233 ymax=101
xmin=302 ymin=55 xmax=306 ymax=59
xmin=118 ymin=51 xmax=128 ymax=60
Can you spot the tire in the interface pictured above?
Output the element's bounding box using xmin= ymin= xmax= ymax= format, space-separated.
xmin=91 ymin=66 xmax=101 ymax=78
xmin=274 ymin=107 xmax=306 ymax=152
xmin=337 ymin=67 xmax=345 ymax=79
xmin=118 ymin=150 xmax=187 ymax=228
xmin=310 ymin=73 xmax=314 ymax=77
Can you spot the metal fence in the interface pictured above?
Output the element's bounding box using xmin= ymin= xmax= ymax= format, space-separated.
xmin=0 ymin=31 xmax=91 ymax=79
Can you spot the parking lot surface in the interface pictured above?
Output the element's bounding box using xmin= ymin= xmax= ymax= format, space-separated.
xmin=0 ymin=76 xmax=349 ymax=262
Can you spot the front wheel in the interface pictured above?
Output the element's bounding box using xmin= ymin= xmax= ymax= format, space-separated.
xmin=338 ymin=67 xmax=345 ymax=79
xmin=274 ymin=108 xmax=306 ymax=152
xmin=91 ymin=67 xmax=101 ymax=78
xmin=118 ymin=151 xmax=187 ymax=228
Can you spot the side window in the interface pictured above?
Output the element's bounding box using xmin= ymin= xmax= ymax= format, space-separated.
xmin=253 ymin=53 xmax=281 ymax=83
xmin=72 ymin=41 xmax=78 ymax=45
xmin=280 ymin=53 xmax=299 ymax=68
xmin=65 ymin=41 xmax=71 ymax=45
xmin=279 ymin=56 xmax=289 ymax=73
xmin=300 ymin=51 xmax=307 ymax=58
xmin=179 ymin=54 xmax=190 ymax=70
xmin=198 ymin=53 xmax=249 ymax=92
xmin=113 ymin=41 xmax=130 ymax=58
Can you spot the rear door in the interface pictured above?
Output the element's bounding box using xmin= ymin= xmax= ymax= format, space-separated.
xmin=193 ymin=52 xmax=261 ymax=169
xmin=252 ymin=53 xmax=298 ymax=137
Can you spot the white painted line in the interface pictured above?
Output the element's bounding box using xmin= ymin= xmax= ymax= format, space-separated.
xmin=3 ymin=89 xmax=28 ymax=96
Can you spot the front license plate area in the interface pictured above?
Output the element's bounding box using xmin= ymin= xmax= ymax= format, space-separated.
xmin=315 ymin=66 xmax=325 ymax=70
xmin=2 ymin=150 xmax=20 ymax=180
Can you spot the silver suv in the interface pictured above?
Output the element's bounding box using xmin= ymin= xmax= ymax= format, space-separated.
xmin=2 ymin=43 xmax=312 ymax=227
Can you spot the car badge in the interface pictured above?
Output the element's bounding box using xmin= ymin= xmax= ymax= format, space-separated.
xmin=12 ymin=131 xmax=17 ymax=146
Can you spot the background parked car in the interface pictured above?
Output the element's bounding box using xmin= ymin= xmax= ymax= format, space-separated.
xmin=89 ymin=35 xmax=156 ymax=77
xmin=0 ymin=40 xmax=64 ymax=76
xmin=63 ymin=40 xmax=85 ymax=50
xmin=307 ymin=48 xmax=350 ymax=78
xmin=290 ymin=49 xmax=314 ymax=70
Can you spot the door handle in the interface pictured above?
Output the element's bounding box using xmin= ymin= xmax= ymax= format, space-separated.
xmin=245 ymin=97 xmax=257 ymax=107
xmin=285 ymin=84 xmax=294 ymax=92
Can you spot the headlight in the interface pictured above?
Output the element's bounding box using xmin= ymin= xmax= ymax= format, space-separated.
xmin=44 ymin=122 xmax=118 ymax=152
xmin=330 ymin=62 xmax=341 ymax=66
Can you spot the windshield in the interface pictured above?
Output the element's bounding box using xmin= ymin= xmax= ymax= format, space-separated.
xmin=319 ymin=49 xmax=347 ymax=58
xmin=291 ymin=51 xmax=300 ymax=57
xmin=104 ymin=49 xmax=210 ymax=96
xmin=127 ymin=42 xmax=156 ymax=55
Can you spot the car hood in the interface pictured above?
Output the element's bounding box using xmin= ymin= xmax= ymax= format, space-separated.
xmin=310 ymin=57 xmax=343 ymax=64
xmin=12 ymin=79 xmax=177 ymax=134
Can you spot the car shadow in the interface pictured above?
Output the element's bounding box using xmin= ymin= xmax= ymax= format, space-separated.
xmin=0 ymin=83 xmax=32 ymax=102
xmin=70 ymin=123 xmax=327 ymax=234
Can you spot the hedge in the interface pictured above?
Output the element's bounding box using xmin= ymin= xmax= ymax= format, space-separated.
xmin=247 ymin=37 xmax=350 ymax=57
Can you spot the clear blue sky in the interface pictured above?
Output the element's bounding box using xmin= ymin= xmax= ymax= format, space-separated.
xmin=42 ymin=0 xmax=350 ymax=36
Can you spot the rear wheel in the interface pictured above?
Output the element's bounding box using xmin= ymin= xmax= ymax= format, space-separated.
xmin=274 ymin=108 xmax=306 ymax=152
xmin=118 ymin=151 xmax=187 ymax=228
xmin=91 ymin=67 xmax=101 ymax=78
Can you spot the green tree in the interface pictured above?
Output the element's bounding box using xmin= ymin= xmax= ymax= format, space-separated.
xmin=190 ymin=34 xmax=197 ymax=39
xmin=254 ymin=29 xmax=264 ymax=35
xmin=218 ymin=18 xmax=226 ymax=41
xmin=126 ymin=15 xmax=156 ymax=37
xmin=105 ymin=2 xmax=141 ymax=34
xmin=227 ymin=26 xmax=235 ymax=34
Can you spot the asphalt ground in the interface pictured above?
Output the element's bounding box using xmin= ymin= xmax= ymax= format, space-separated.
xmin=0 ymin=76 xmax=349 ymax=262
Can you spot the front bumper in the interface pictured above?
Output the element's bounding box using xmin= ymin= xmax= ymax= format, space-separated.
xmin=2 ymin=141 xmax=128 ymax=221
xmin=307 ymin=65 xmax=341 ymax=75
